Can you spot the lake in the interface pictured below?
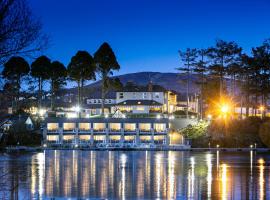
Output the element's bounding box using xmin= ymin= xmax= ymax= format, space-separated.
xmin=0 ymin=150 xmax=269 ymax=199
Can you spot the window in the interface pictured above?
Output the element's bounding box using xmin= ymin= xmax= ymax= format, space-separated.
xmin=155 ymin=93 xmax=160 ymax=98
xmin=109 ymin=123 xmax=121 ymax=131
xmin=79 ymin=123 xmax=90 ymax=130
xmin=154 ymin=123 xmax=166 ymax=132
xmin=124 ymin=123 xmax=136 ymax=131
xmin=79 ymin=135 xmax=90 ymax=141
xmin=109 ymin=100 xmax=112 ymax=104
xmin=119 ymin=93 xmax=124 ymax=99
xmin=47 ymin=135 xmax=58 ymax=141
xmin=94 ymin=100 xmax=97 ymax=104
xmin=63 ymin=135 xmax=74 ymax=141
xmin=63 ymin=123 xmax=75 ymax=131
xmin=93 ymin=123 xmax=105 ymax=131
xmin=143 ymin=92 xmax=147 ymax=99
xmin=47 ymin=123 xmax=58 ymax=131
xmin=139 ymin=123 xmax=151 ymax=131
xmin=136 ymin=106 xmax=145 ymax=111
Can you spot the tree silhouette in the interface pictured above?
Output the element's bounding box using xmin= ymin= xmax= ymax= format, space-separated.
xmin=207 ymin=40 xmax=242 ymax=99
xmin=48 ymin=61 xmax=67 ymax=110
xmin=67 ymin=51 xmax=96 ymax=108
xmin=30 ymin=56 xmax=51 ymax=110
xmin=2 ymin=56 xmax=30 ymax=111
xmin=194 ymin=49 xmax=208 ymax=119
xmin=0 ymin=0 xmax=48 ymax=64
xmin=177 ymin=48 xmax=197 ymax=118
xmin=94 ymin=42 xmax=120 ymax=115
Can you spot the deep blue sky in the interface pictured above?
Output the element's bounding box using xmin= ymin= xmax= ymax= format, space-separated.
xmin=29 ymin=0 xmax=270 ymax=76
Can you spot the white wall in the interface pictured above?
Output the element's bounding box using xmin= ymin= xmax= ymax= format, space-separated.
xmin=116 ymin=92 xmax=164 ymax=104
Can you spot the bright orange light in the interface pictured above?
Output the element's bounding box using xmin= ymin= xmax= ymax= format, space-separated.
xmin=220 ymin=104 xmax=229 ymax=114
xmin=259 ymin=106 xmax=265 ymax=111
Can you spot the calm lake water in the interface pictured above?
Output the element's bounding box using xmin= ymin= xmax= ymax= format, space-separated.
xmin=0 ymin=150 xmax=269 ymax=200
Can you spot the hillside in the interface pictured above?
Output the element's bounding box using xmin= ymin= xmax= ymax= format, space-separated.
xmin=67 ymin=72 xmax=201 ymax=95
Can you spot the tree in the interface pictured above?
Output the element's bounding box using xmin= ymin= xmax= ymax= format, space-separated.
xmin=207 ymin=40 xmax=242 ymax=99
xmin=194 ymin=49 xmax=208 ymax=119
xmin=2 ymin=56 xmax=29 ymax=111
xmin=177 ymin=48 xmax=197 ymax=118
xmin=30 ymin=56 xmax=51 ymax=110
xmin=0 ymin=0 xmax=47 ymax=64
xmin=94 ymin=42 xmax=120 ymax=115
xmin=67 ymin=51 xmax=96 ymax=107
xmin=251 ymin=40 xmax=270 ymax=117
xmin=48 ymin=61 xmax=67 ymax=110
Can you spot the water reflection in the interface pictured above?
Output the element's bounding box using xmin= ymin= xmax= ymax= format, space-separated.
xmin=0 ymin=151 xmax=269 ymax=199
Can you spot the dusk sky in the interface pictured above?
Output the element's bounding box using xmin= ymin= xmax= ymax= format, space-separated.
xmin=29 ymin=0 xmax=270 ymax=76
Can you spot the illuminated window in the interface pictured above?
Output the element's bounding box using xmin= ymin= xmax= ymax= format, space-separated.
xmin=124 ymin=136 xmax=135 ymax=141
xmin=124 ymin=123 xmax=136 ymax=131
xmin=154 ymin=135 xmax=165 ymax=141
xmin=47 ymin=135 xmax=58 ymax=141
xmin=136 ymin=106 xmax=145 ymax=111
xmin=79 ymin=123 xmax=90 ymax=130
xmin=139 ymin=123 xmax=151 ymax=131
xmin=94 ymin=135 xmax=105 ymax=141
xmin=154 ymin=123 xmax=166 ymax=132
xmin=109 ymin=123 xmax=121 ymax=131
xmin=93 ymin=123 xmax=105 ymax=131
xmin=63 ymin=135 xmax=74 ymax=141
xmin=140 ymin=136 xmax=152 ymax=141
xmin=47 ymin=123 xmax=58 ymax=131
xmin=110 ymin=136 xmax=121 ymax=141
xmin=63 ymin=123 xmax=75 ymax=131
xmin=79 ymin=135 xmax=90 ymax=141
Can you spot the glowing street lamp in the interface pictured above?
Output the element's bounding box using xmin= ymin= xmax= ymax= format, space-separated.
xmin=259 ymin=106 xmax=265 ymax=119
xmin=74 ymin=105 xmax=81 ymax=113
xmin=220 ymin=104 xmax=229 ymax=114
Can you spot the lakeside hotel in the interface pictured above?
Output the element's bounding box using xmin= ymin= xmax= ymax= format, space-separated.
xmin=44 ymin=118 xmax=169 ymax=147
xmin=42 ymin=84 xmax=190 ymax=147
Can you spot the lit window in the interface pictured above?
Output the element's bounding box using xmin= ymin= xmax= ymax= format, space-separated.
xmin=47 ymin=135 xmax=58 ymax=141
xmin=154 ymin=123 xmax=166 ymax=132
xmin=79 ymin=123 xmax=90 ymax=130
xmin=136 ymin=106 xmax=145 ymax=111
xmin=47 ymin=123 xmax=58 ymax=131
xmin=63 ymin=123 xmax=75 ymax=131
xmin=93 ymin=123 xmax=105 ymax=131
xmin=109 ymin=123 xmax=121 ymax=131
xmin=139 ymin=123 xmax=151 ymax=131
xmin=124 ymin=123 xmax=136 ymax=131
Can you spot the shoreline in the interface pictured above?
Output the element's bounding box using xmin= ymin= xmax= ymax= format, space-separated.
xmin=2 ymin=146 xmax=270 ymax=152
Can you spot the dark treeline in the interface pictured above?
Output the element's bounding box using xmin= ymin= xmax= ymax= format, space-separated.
xmin=1 ymin=43 xmax=121 ymax=115
xmin=0 ymin=0 xmax=121 ymax=116
xmin=177 ymin=39 xmax=270 ymax=118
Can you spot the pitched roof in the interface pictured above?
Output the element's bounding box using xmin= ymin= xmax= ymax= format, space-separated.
xmin=116 ymin=100 xmax=162 ymax=106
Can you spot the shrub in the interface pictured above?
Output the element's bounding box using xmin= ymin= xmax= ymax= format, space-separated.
xmin=259 ymin=122 xmax=270 ymax=147
xmin=181 ymin=121 xmax=208 ymax=139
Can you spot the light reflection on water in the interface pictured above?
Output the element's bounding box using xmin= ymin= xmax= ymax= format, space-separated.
xmin=0 ymin=150 xmax=269 ymax=199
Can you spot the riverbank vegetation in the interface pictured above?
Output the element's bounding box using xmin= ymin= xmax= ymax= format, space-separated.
xmin=181 ymin=117 xmax=270 ymax=148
